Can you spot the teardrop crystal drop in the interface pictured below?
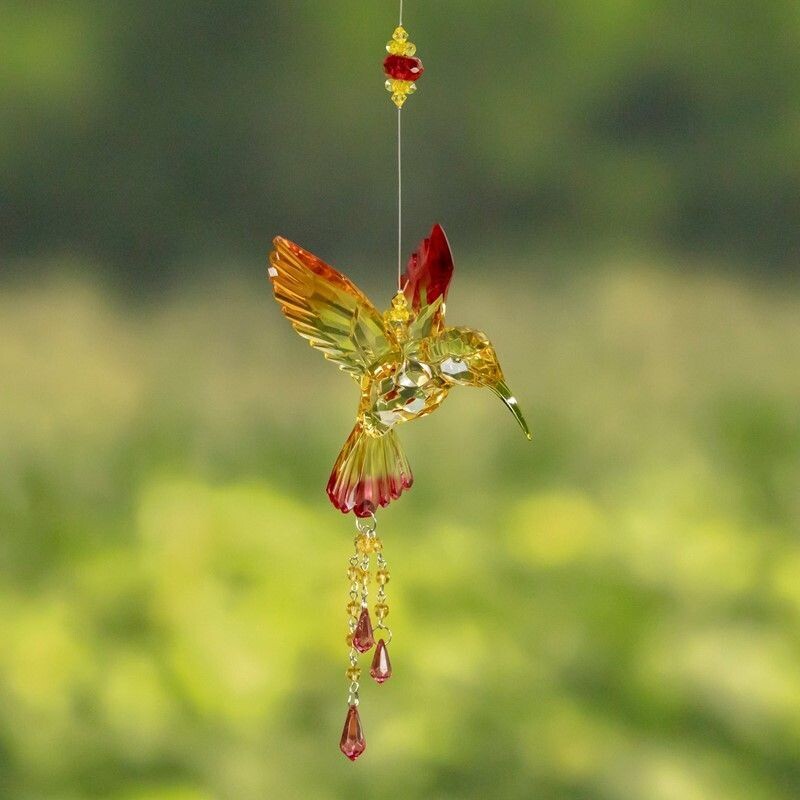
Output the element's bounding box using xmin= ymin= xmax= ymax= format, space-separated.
xmin=339 ymin=704 xmax=366 ymax=761
xmin=370 ymin=638 xmax=392 ymax=683
xmin=352 ymin=607 xmax=375 ymax=653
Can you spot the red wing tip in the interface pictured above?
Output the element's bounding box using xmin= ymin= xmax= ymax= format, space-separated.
xmin=429 ymin=223 xmax=451 ymax=251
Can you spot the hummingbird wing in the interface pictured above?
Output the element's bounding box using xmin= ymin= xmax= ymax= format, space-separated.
xmin=269 ymin=237 xmax=395 ymax=379
xmin=402 ymin=223 xmax=454 ymax=337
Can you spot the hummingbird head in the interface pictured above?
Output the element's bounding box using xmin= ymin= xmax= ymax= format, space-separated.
xmin=432 ymin=328 xmax=531 ymax=439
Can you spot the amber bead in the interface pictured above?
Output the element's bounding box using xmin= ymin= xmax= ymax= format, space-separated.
xmin=346 ymin=665 xmax=361 ymax=682
xmin=347 ymin=565 xmax=360 ymax=582
xmin=355 ymin=535 xmax=372 ymax=554
xmin=374 ymin=602 xmax=389 ymax=619
xmin=372 ymin=538 xmax=384 ymax=553
xmin=346 ymin=600 xmax=361 ymax=618
xmin=376 ymin=568 xmax=390 ymax=585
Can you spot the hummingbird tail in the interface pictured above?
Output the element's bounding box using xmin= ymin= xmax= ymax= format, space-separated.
xmin=327 ymin=423 xmax=413 ymax=517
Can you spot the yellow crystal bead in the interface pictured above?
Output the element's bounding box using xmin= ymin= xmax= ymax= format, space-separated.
xmin=372 ymin=537 xmax=384 ymax=553
xmin=392 ymin=26 xmax=409 ymax=42
xmin=384 ymin=291 xmax=411 ymax=326
xmin=374 ymin=602 xmax=389 ymax=619
xmin=387 ymin=39 xmax=406 ymax=55
xmin=346 ymin=666 xmax=361 ymax=682
xmin=359 ymin=567 xmax=370 ymax=583
xmin=347 ymin=565 xmax=359 ymax=582
xmin=385 ymin=79 xmax=415 ymax=109
xmin=346 ymin=600 xmax=361 ymax=618
xmin=404 ymin=42 xmax=417 ymax=56
xmin=346 ymin=632 xmax=355 ymax=648
xmin=387 ymin=79 xmax=411 ymax=95
xmin=355 ymin=535 xmax=372 ymax=554
xmin=376 ymin=568 xmax=390 ymax=585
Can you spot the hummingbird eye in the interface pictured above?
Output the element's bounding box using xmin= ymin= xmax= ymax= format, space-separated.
xmin=440 ymin=356 xmax=469 ymax=378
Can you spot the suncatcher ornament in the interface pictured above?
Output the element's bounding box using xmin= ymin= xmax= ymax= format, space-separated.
xmin=266 ymin=2 xmax=531 ymax=761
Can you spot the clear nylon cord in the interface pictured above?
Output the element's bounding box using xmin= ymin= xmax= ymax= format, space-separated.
xmin=397 ymin=107 xmax=402 ymax=290
xmin=396 ymin=0 xmax=404 ymax=290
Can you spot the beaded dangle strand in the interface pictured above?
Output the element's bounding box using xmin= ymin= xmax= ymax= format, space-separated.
xmin=339 ymin=515 xmax=393 ymax=760
xmin=266 ymin=0 xmax=531 ymax=762
xmin=338 ymin=3 xmax=422 ymax=763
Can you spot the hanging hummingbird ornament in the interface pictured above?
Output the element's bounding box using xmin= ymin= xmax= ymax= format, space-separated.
xmin=267 ymin=6 xmax=531 ymax=762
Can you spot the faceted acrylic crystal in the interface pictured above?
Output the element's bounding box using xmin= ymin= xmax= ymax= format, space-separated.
xmin=404 ymin=223 xmax=454 ymax=311
xmin=370 ymin=639 xmax=392 ymax=684
xmin=383 ymin=26 xmax=423 ymax=107
xmin=267 ymin=224 xmax=532 ymax=519
xmin=383 ymin=55 xmax=425 ymax=82
xmin=352 ymin=607 xmax=375 ymax=653
xmin=339 ymin=705 xmax=366 ymax=761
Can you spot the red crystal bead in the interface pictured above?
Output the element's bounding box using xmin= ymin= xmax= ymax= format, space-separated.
xmin=383 ymin=55 xmax=425 ymax=82
xmin=370 ymin=638 xmax=392 ymax=684
xmin=352 ymin=608 xmax=375 ymax=653
xmin=339 ymin=705 xmax=366 ymax=761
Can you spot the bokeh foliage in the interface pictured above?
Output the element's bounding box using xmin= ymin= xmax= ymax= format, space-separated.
xmin=1 ymin=266 xmax=800 ymax=799
xmin=2 ymin=3 xmax=800 ymax=799
xmin=2 ymin=1 xmax=800 ymax=281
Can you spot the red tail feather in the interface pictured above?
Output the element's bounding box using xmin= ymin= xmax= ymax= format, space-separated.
xmin=327 ymin=424 xmax=413 ymax=517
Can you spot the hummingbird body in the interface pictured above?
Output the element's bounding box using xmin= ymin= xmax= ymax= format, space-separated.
xmin=360 ymin=352 xmax=448 ymax=436
xmin=268 ymin=223 xmax=530 ymax=517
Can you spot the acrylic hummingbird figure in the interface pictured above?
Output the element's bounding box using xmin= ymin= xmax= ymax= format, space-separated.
xmin=268 ymin=223 xmax=531 ymax=517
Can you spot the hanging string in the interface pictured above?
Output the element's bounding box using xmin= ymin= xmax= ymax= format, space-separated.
xmin=397 ymin=106 xmax=402 ymax=291
xmin=393 ymin=0 xmax=412 ymax=291
xmin=396 ymin=0 xmax=404 ymax=290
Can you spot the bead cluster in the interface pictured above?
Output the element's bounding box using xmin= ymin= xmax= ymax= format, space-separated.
xmin=339 ymin=516 xmax=393 ymax=761
xmin=383 ymin=26 xmax=424 ymax=108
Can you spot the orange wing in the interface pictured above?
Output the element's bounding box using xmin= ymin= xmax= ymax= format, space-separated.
xmin=268 ymin=237 xmax=396 ymax=380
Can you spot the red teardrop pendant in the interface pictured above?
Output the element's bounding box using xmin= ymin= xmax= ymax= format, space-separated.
xmin=352 ymin=608 xmax=375 ymax=653
xmin=370 ymin=638 xmax=392 ymax=684
xmin=339 ymin=704 xmax=366 ymax=761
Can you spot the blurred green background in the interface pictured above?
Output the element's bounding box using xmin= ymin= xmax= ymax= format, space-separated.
xmin=2 ymin=2 xmax=800 ymax=799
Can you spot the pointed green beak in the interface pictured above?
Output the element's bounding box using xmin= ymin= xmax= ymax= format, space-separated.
xmin=491 ymin=380 xmax=532 ymax=440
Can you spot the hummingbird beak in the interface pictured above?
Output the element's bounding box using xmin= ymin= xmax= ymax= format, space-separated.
xmin=491 ymin=380 xmax=532 ymax=440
